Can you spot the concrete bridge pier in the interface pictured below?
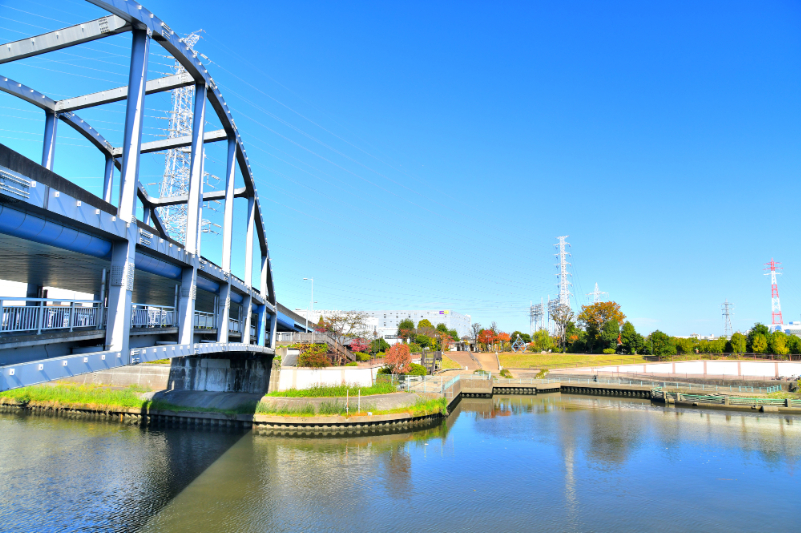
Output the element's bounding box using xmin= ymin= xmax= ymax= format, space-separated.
xmin=167 ymin=354 xmax=275 ymax=394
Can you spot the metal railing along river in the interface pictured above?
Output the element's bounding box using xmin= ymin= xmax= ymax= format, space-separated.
xmin=0 ymin=297 xmax=103 ymax=334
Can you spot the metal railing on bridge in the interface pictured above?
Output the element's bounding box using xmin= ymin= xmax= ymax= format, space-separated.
xmin=0 ymin=297 xmax=103 ymax=334
xmin=0 ymin=298 xmax=248 ymax=335
xmin=131 ymin=304 xmax=174 ymax=328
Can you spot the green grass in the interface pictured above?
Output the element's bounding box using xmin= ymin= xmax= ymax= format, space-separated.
xmin=0 ymin=383 xmax=256 ymax=416
xmin=441 ymin=356 xmax=462 ymax=370
xmin=145 ymin=359 xmax=171 ymax=365
xmin=256 ymin=395 xmax=447 ymax=418
xmin=0 ymin=383 xmax=150 ymax=409
xmin=264 ymin=381 xmax=397 ymax=398
xmin=498 ymin=352 xmax=649 ymax=370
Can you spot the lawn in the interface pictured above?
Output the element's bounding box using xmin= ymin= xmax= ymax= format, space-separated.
xmin=0 ymin=383 xmax=256 ymax=415
xmin=498 ymin=352 xmax=649 ymax=370
xmin=256 ymin=396 xmax=447 ymax=417
xmin=441 ymin=356 xmax=462 ymax=370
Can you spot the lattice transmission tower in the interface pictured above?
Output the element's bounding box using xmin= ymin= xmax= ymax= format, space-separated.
xmin=530 ymin=298 xmax=544 ymax=334
xmin=764 ymin=259 xmax=783 ymax=326
xmin=721 ymin=299 xmax=733 ymax=337
xmin=157 ymin=31 xmax=220 ymax=244
xmin=554 ymin=236 xmax=572 ymax=308
xmin=586 ymin=282 xmax=607 ymax=303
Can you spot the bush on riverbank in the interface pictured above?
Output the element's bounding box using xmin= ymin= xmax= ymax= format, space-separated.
xmin=256 ymin=395 xmax=447 ymax=418
xmin=265 ymin=381 xmax=397 ymax=398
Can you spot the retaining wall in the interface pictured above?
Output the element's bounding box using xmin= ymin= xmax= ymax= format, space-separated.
xmin=585 ymin=360 xmax=801 ymax=379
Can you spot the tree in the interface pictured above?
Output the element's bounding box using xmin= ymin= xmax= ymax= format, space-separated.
xmin=385 ymin=343 xmax=411 ymax=375
xmin=770 ymin=331 xmax=789 ymax=356
xmin=417 ymin=319 xmax=433 ymax=329
xmin=747 ymin=323 xmax=770 ymax=352
xmin=550 ymin=303 xmax=575 ymax=350
xmin=787 ymin=335 xmax=801 ymax=355
xmin=648 ymin=330 xmax=676 ymax=359
xmin=447 ymin=329 xmax=459 ymax=341
xmin=600 ymin=319 xmax=620 ymax=353
xmin=371 ymin=338 xmax=390 ymax=353
xmin=530 ymin=329 xmax=553 ymax=352
xmin=495 ymin=332 xmax=511 ymax=351
xmin=471 ymin=322 xmax=482 ymax=342
xmin=478 ymin=329 xmax=495 ymax=348
xmin=620 ymin=322 xmax=644 ymax=354
xmin=511 ymin=331 xmax=531 ymax=343
xmin=350 ymin=338 xmax=370 ymax=353
xmin=490 ymin=321 xmax=499 ymax=333
xmin=729 ymin=332 xmax=746 ymax=354
xmin=436 ymin=323 xmax=448 ymax=333
xmin=577 ymin=301 xmax=626 ymax=352
xmin=752 ymin=334 xmax=768 ymax=354
xmin=397 ymin=318 xmax=416 ymax=338
xmin=416 ymin=334 xmax=432 ymax=348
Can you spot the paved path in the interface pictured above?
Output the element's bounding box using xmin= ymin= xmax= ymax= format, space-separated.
xmin=446 ymin=351 xmax=481 ymax=371
xmin=475 ymin=352 xmax=500 ymax=372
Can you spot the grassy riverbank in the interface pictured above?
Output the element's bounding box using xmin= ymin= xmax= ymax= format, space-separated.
xmin=498 ymin=352 xmax=648 ymax=370
xmin=0 ymin=383 xmax=255 ymax=415
xmin=441 ymin=356 xmax=462 ymax=370
xmin=256 ymin=396 xmax=447 ymax=418
xmin=265 ymin=382 xmax=397 ymax=398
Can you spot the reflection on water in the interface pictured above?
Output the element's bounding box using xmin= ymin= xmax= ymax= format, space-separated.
xmin=1 ymin=394 xmax=799 ymax=532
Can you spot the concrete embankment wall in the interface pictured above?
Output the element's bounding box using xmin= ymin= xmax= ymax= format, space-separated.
xmin=60 ymin=357 xmax=276 ymax=394
xmin=277 ymin=366 xmax=379 ymax=391
xmin=61 ymin=364 xmax=170 ymax=389
xmin=584 ymin=360 xmax=801 ymax=379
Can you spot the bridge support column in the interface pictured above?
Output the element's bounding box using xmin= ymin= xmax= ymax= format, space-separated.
xmin=268 ymin=311 xmax=277 ymax=350
xmin=41 ymin=110 xmax=58 ymax=170
xmin=105 ymin=28 xmax=150 ymax=358
xmin=216 ymin=283 xmax=231 ymax=343
xmin=216 ymin=136 xmax=236 ymax=344
xmin=176 ymin=81 xmax=206 ymax=346
xmin=177 ymin=264 xmax=198 ymax=345
xmin=102 ymin=153 xmax=114 ymax=204
xmin=256 ymin=304 xmax=267 ymax=347
xmin=242 ymin=196 xmax=255 ymax=344
xmin=105 ymin=234 xmax=136 ymax=357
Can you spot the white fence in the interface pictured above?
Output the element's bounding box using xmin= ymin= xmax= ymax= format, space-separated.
xmin=0 ymin=297 xmax=103 ymax=334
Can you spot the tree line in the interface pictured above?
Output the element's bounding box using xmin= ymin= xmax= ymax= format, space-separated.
xmin=554 ymin=301 xmax=801 ymax=358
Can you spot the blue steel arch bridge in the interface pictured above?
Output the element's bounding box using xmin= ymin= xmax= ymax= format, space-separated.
xmin=0 ymin=0 xmax=312 ymax=392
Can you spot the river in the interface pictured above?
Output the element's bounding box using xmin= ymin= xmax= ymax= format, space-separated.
xmin=1 ymin=393 xmax=798 ymax=532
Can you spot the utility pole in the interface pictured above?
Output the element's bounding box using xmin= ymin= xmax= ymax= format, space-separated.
xmin=764 ymin=259 xmax=783 ymax=326
xmin=721 ymin=299 xmax=734 ymax=337
xmin=586 ymin=282 xmax=607 ymax=303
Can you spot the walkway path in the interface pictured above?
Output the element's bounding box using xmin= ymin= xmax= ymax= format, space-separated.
xmin=446 ymin=351 xmax=482 ymax=371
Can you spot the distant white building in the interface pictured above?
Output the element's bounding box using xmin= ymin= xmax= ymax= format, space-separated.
xmin=294 ymin=309 xmax=472 ymax=340
xmin=769 ymin=322 xmax=801 ymax=336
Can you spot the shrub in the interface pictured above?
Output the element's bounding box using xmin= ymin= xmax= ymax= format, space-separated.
xmin=499 ymin=368 xmax=512 ymax=379
xmin=354 ymin=351 xmax=371 ymax=362
xmin=408 ymin=342 xmax=422 ymax=353
xmin=602 ymin=348 xmax=616 ymax=354
xmin=345 ymin=361 xmax=358 ymax=366
xmin=408 ymin=363 xmax=427 ymax=376
xmin=298 ymin=351 xmax=330 ymax=367
xmin=376 ymin=351 xmax=385 ymax=358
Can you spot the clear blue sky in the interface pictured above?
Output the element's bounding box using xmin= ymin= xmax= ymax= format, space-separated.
xmin=2 ymin=0 xmax=800 ymax=336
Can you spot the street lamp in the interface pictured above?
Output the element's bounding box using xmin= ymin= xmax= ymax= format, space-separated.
xmin=303 ymin=278 xmax=314 ymax=344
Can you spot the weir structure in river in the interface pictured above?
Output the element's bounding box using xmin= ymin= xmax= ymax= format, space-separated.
xmin=0 ymin=1 xmax=314 ymax=392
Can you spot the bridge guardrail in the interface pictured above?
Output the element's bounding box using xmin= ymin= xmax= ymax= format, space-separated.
xmin=131 ymin=304 xmax=174 ymax=328
xmin=0 ymin=297 xmax=103 ymax=334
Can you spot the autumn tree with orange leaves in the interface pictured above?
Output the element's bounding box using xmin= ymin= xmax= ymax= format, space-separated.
xmin=385 ymin=343 xmax=411 ymax=375
xmin=477 ymin=329 xmax=495 ymax=350
xmin=577 ymin=301 xmax=626 ymax=353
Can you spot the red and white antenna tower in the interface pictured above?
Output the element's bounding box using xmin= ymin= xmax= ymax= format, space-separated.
xmin=764 ymin=259 xmax=783 ymax=325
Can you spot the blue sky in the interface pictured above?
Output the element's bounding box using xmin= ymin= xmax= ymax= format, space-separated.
xmin=1 ymin=0 xmax=800 ymax=336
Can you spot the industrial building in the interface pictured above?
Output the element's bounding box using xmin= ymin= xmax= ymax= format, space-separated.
xmin=295 ymin=309 xmax=472 ymax=340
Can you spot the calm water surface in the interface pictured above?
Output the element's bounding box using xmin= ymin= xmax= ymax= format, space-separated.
xmin=1 ymin=394 xmax=799 ymax=532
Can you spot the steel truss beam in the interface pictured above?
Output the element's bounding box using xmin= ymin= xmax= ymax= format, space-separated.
xmin=56 ymin=73 xmax=194 ymax=112
xmin=111 ymin=128 xmax=227 ymax=157
xmin=0 ymin=16 xmax=131 ymax=64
